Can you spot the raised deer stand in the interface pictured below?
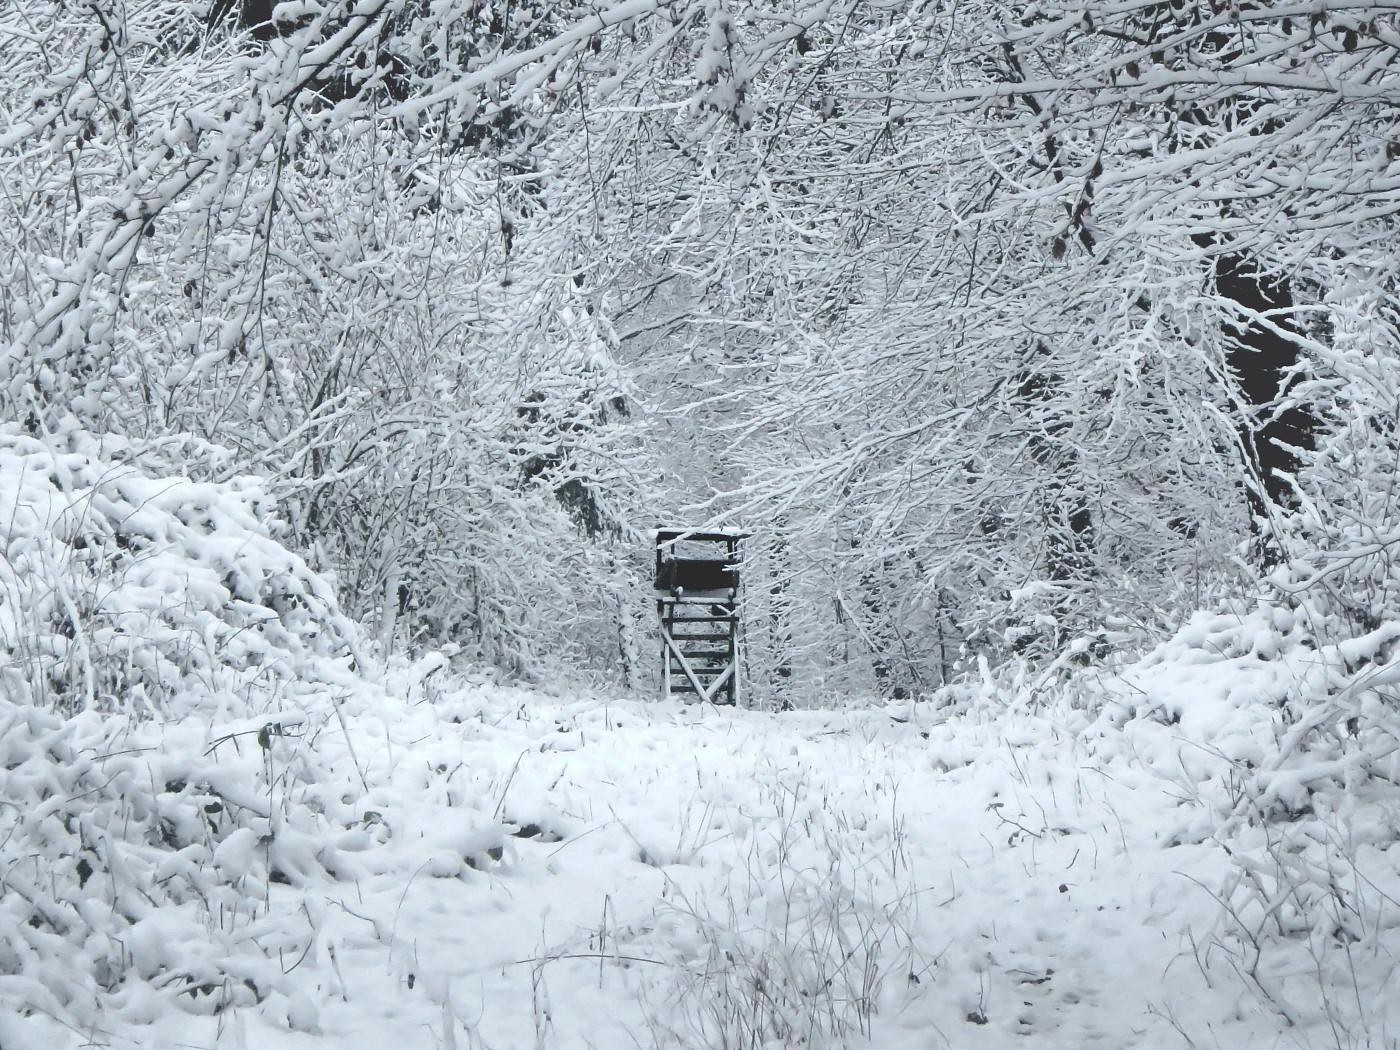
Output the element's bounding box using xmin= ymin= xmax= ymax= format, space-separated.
xmin=654 ymin=528 xmax=747 ymax=706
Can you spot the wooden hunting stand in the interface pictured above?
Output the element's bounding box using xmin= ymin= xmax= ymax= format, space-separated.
xmin=654 ymin=528 xmax=748 ymax=705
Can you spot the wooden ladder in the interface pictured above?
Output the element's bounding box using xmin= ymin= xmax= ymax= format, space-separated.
xmin=658 ymin=599 xmax=739 ymax=705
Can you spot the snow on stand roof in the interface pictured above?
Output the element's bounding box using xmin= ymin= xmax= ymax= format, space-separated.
xmin=651 ymin=526 xmax=751 ymax=545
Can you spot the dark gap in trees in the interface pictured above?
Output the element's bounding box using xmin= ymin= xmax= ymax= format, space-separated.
xmin=1189 ymin=240 xmax=1319 ymax=551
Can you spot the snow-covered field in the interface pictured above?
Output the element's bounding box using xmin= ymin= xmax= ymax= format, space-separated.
xmin=11 ymin=651 xmax=1394 ymax=1050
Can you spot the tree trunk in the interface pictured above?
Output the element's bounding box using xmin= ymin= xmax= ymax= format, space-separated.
xmin=1211 ymin=251 xmax=1317 ymax=523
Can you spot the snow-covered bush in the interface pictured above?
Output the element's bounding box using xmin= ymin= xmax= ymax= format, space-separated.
xmin=1282 ymin=265 xmax=1400 ymax=639
xmin=1 ymin=0 xmax=648 ymax=689
xmin=1090 ymin=598 xmax=1400 ymax=1040
xmin=0 ymin=700 xmax=345 ymax=1032
xmin=1105 ymin=267 xmax=1400 ymax=1037
xmin=0 ymin=424 xmax=360 ymax=716
xmin=0 ymin=423 xmax=369 ymax=1036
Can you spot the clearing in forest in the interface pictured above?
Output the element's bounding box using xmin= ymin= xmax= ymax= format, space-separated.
xmin=53 ymin=681 xmax=1334 ymax=1050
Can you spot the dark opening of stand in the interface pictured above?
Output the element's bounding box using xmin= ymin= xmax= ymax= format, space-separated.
xmin=658 ymin=557 xmax=733 ymax=594
xmin=653 ymin=529 xmax=746 ymax=597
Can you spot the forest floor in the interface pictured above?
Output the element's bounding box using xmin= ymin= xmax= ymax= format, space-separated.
xmin=69 ymin=678 xmax=1322 ymax=1050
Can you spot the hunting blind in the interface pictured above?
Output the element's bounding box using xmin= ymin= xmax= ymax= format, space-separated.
xmin=654 ymin=528 xmax=748 ymax=705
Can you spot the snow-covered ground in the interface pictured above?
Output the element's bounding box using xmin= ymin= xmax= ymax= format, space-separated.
xmin=18 ymin=662 xmax=1388 ymax=1050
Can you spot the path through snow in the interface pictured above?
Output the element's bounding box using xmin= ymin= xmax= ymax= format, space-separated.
xmin=120 ymin=688 xmax=1266 ymax=1050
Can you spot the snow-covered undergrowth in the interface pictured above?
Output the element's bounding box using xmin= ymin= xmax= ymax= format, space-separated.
xmin=106 ymin=686 xmax=1216 ymax=1050
xmin=6 ymin=422 xmax=1399 ymax=1050
xmin=0 ymin=425 xmax=378 ymax=1045
xmin=632 ymin=758 xmax=913 ymax=1048
xmin=1088 ymin=596 xmax=1400 ymax=1044
xmin=0 ymin=425 xmax=363 ymax=714
xmin=7 ymin=599 xmax=1395 ymax=1049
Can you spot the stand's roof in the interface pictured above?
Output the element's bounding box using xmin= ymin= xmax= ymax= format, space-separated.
xmin=652 ymin=527 xmax=751 ymax=545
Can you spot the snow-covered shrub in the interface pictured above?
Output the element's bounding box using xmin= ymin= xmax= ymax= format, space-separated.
xmin=1090 ymin=598 xmax=1400 ymax=1040
xmin=1098 ymin=272 xmax=1400 ymax=1037
xmin=0 ymin=424 xmax=360 ymax=717
xmin=1282 ymin=271 xmax=1400 ymax=640
xmin=1 ymin=0 xmax=646 ymax=692
xmin=0 ymin=701 xmax=345 ymax=1031
xmin=0 ymin=424 xmax=369 ymax=1035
